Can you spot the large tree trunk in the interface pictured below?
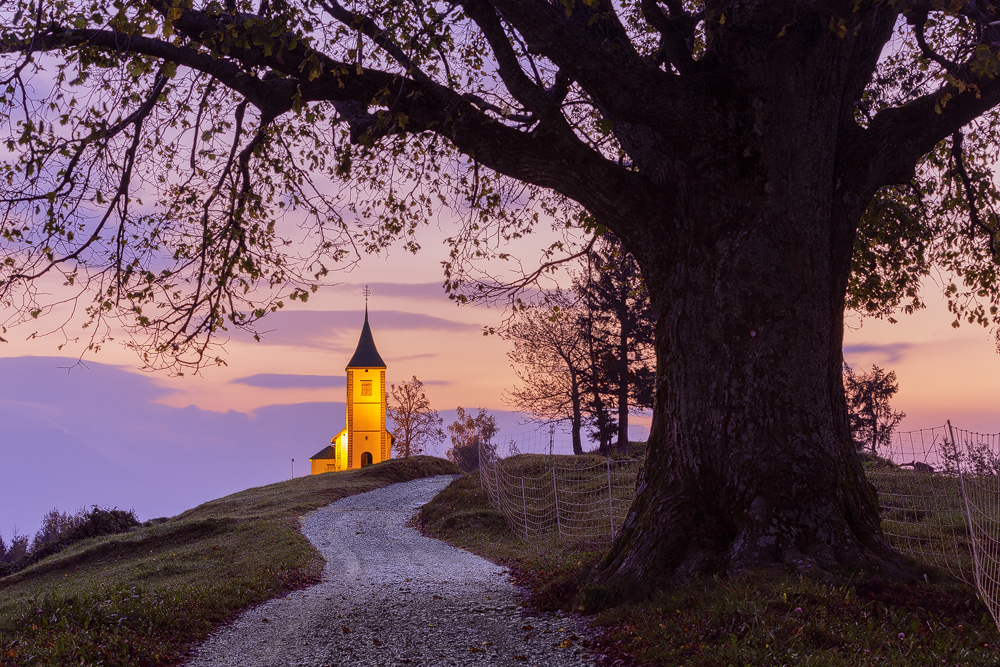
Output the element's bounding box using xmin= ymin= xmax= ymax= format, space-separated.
xmin=594 ymin=209 xmax=895 ymax=590
xmin=592 ymin=54 xmax=907 ymax=588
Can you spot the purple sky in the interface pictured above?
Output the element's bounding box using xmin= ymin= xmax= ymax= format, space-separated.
xmin=1 ymin=243 xmax=998 ymax=540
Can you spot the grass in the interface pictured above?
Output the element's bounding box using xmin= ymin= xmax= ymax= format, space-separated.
xmin=868 ymin=469 xmax=974 ymax=584
xmin=482 ymin=452 xmax=640 ymax=541
xmin=418 ymin=463 xmax=1000 ymax=666
xmin=0 ymin=455 xmax=459 ymax=667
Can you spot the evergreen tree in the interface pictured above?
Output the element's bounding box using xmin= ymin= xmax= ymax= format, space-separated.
xmin=575 ymin=235 xmax=655 ymax=454
xmin=844 ymin=363 xmax=907 ymax=455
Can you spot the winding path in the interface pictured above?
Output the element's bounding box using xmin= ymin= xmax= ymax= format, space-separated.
xmin=185 ymin=475 xmax=596 ymax=667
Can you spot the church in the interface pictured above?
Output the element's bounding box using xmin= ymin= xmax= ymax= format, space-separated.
xmin=309 ymin=306 xmax=394 ymax=473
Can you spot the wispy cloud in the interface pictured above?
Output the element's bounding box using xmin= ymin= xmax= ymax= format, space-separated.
xmin=229 ymin=309 xmax=479 ymax=349
xmin=392 ymin=352 xmax=441 ymax=362
xmin=231 ymin=374 xmax=347 ymax=389
xmin=387 ymin=376 xmax=452 ymax=386
xmin=843 ymin=342 xmax=914 ymax=365
xmin=331 ymin=282 xmax=446 ymax=301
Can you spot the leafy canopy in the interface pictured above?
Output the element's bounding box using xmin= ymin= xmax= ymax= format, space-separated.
xmin=1 ymin=0 xmax=1000 ymax=369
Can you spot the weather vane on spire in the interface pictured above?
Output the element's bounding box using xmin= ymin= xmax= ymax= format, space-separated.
xmin=363 ymin=284 xmax=371 ymax=307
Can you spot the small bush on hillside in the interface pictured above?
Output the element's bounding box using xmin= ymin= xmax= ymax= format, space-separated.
xmin=0 ymin=529 xmax=29 ymax=565
xmin=446 ymin=407 xmax=497 ymax=472
xmin=0 ymin=506 xmax=139 ymax=577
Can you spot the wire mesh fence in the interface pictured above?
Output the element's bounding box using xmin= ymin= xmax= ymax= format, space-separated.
xmin=943 ymin=426 xmax=1000 ymax=629
xmin=481 ymin=453 xmax=642 ymax=541
xmin=480 ymin=425 xmax=648 ymax=542
xmin=481 ymin=421 xmax=1000 ymax=633
xmin=867 ymin=424 xmax=975 ymax=585
xmin=482 ymin=423 xmax=1000 ymax=610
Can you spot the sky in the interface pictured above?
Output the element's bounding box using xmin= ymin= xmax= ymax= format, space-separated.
xmin=1 ymin=222 xmax=999 ymax=542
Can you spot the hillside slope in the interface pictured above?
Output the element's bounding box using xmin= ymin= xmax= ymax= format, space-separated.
xmin=0 ymin=456 xmax=459 ymax=667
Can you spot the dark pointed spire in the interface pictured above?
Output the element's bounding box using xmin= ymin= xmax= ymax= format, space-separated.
xmin=346 ymin=306 xmax=386 ymax=369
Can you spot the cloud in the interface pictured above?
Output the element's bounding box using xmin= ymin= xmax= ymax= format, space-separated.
xmin=0 ymin=356 xmax=350 ymax=539
xmin=331 ymin=282 xmax=447 ymax=301
xmin=392 ymin=352 xmax=441 ymax=362
xmin=231 ymin=374 xmax=347 ymax=389
xmin=386 ymin=376 xmax=451 ymax=387
xmin=228 ymin=309 xmax=479 ymax=349
xmin=843 ymin=342 xmax=914 ymax=365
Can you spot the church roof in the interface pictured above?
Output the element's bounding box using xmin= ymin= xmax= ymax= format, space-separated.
xmin=310 ymin=445 xmax=337 ymax=460
xmin=346 ymin=307 xmax=387 ymax=369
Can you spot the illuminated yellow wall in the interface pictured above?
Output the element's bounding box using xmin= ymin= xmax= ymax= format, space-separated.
xmin=310 ymin=427 xmax=347 ymax=474
xmin=346 ymin=367 xmax=390 ymax=469
xmin=311 ymin=310 xmax=392 ymax=474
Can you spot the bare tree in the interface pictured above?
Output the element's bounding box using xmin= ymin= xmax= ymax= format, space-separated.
xmin=503 ymin=297 xmax=588 ymax=454
xmin=387 ymin=375 xmax=444 ymax=457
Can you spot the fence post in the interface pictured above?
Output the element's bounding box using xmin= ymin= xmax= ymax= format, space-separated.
xmin=552 ymin=467 xmax=562 ymax=537
xmin=494 ymin=456 xmax=502 ymax=510
xmin=479 ymin=440 xmax=485 ymax=493
xmin=521 ymin=476 xmax=529 ymax=540
xmin=607 ymin=458 xmax=615 ymax=541
xmin=950 ymin=420 xmax=985 ymax=591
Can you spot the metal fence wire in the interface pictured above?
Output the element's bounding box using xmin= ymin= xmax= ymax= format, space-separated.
xmin=479 ymin=427 xmax=645 ymax=542
xmin=481 ymin=422 xmax=1000 ymax=629
xmin=481 ymin=452 xmax=642 ymax=542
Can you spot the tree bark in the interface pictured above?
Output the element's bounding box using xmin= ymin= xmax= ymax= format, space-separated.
xmin=592 ymin=206 xmax=895 ymax=592
xmin=591 ymin=53 xmax=908 ymax=588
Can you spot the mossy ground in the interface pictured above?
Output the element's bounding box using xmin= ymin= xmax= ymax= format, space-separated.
xmin=418 ymin=465 xmax=1000 ymax=666
xmin=0 ymin=456 xmax=459 ymax=667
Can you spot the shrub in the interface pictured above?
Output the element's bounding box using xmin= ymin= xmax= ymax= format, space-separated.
xmin=0 ymin=506 xmax=139 ymax=577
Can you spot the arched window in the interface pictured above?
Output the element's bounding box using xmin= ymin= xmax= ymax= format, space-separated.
xmin=361 ymin=451 xmax=373 ymax=467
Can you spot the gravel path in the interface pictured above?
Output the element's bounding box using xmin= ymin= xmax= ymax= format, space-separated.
xmin=185 ymin=475 xmax=596 ymax=667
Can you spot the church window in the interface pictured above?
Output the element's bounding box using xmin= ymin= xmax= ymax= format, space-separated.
xmin=361 ymin=380 xmax=373 ymax=396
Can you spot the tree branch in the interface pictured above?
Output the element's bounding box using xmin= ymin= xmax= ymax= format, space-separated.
xmin=951 ymin=130 xmax=1000 ymax=259
xmin=1 ymin=27 xmax=296 ymax=121
xmin=455 ymin=0 xmax=554 ymax=117
xmin=483 ymin=0 xmax=684 ymax=124
xmin=863 ymin=74 xmax=1000 ymax=185
xmin=639 ymin=0 xmax=695 ymax=73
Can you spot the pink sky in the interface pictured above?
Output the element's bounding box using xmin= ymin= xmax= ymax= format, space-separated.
xmin=1 ymin=227 xmax=998 ymax=539
xmin=1 ymin=225 xmax=998 ymax=428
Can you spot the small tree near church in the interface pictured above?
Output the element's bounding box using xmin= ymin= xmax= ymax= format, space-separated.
xmin=387 ymin=376 xmax=445 ymax=458
xmin=446 ymin=407 xmax=498 ymax=472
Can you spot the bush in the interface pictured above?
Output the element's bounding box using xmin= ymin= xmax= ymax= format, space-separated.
xmin=0 ymin=506 xmax=139 ymax=577
xmin=445 ymin=407 xmax=497 ymax=472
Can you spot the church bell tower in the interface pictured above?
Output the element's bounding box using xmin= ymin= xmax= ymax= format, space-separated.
xmin=309 ymin=292 xmax=392 ymax=474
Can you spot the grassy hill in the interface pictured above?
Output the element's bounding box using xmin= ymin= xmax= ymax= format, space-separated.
xmin=7 ymin=449 xmax=998 ymax=667
xmin=418 ymin=457 xmax=1000 ymax=667
xmin=0 ymin=456 xmax=458 ymax=667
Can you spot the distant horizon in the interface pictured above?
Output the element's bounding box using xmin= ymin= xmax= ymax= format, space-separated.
xmin=2 ymin=241 xmax=999 ymax=541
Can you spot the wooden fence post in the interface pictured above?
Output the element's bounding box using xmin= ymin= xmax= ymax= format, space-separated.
xmin=607 ymin=459 xmax=615 ymax=541
xmin=552 ymin=467 xmax=562 ymax=537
